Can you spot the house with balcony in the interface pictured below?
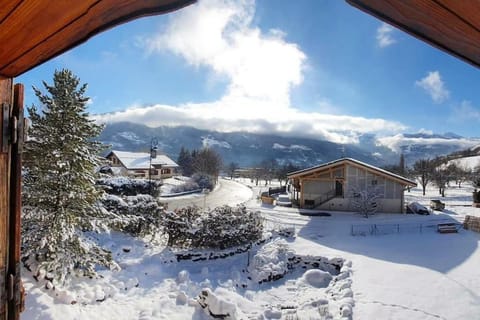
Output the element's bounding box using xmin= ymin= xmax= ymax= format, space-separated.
xmin=287 ymin=158 xmax=416 ymax=213
xmin=105 ymin=150 xmax=179 ymax=179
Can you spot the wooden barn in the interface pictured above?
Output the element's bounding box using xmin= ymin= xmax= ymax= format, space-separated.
xmin=288 ymin=158 xmax=416 ymax=213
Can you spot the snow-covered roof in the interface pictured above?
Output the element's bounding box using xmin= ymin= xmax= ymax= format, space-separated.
xmin=288 ymin=157 xmax=416 ymax=187
xmin=108 ymin=150 xmax=179 ymax=169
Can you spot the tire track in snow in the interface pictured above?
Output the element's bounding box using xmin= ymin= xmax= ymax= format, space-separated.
xmin=356 ymin=299 xmax=446 ymax=320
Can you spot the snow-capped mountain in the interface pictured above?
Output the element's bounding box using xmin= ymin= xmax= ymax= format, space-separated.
xmin=99 ymin=122 xmax=480 ymax=168
xmin=99 ymin=122 xmax=382 ymax=167
xmin=376 ymin=132 xmax=480 ymax=165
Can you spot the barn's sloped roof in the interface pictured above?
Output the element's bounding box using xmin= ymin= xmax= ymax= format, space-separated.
xmin=288 ymin=158 xmax=417 ymax=187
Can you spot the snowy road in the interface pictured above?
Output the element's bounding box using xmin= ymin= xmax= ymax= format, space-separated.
xmin=162 ymin=178 xmax=253 ymax=210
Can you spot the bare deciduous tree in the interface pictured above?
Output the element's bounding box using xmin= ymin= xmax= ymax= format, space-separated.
xmin=432 ymin=167 xmax=449 ymax=197
xmin=348 ymin=185 xmax=383 ymax=218
xmin=413 ymin=158 xmax=435 ymax=196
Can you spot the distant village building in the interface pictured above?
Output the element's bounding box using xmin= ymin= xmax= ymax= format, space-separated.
xmin=287 ymin=158 xmax=417 ymax=213
xmin=105 ymin=150 xmax=179 ymax=179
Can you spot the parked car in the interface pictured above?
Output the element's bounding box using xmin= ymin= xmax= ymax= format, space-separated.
xmin=276 ymin=194 xmax=292 ymax=207
xmin=407 ymin=202 xmax=430 ymax=215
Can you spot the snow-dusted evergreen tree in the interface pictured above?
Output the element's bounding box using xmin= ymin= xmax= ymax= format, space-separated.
xmin=22 ymin=69 xmax=117 ymax=286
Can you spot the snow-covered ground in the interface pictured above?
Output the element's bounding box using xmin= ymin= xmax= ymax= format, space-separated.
xmin=22 ymin=181 xmax=480 ymax=319
xmin=446 ymin=155 xmax=480 ymax=170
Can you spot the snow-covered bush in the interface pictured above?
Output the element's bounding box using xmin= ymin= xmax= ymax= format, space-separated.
xmin=162 ymin=205 xmax=263 ymax=249
xmin=248 ymin=238 xmax=295 ymax=283
xmin=192 ymin=173 xmax=215 ymax=191
xmin=171 ymin=181 xmax=200 ymax=193
xmin=101 ymin=194 xmax=165 ymax=237
xmin=96 ymin=177 xmax=161 ymax=197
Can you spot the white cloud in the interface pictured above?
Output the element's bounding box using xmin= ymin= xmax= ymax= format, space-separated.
xmin=95 ymin=101 xmax=406 ymax=144
xmin=376 ymin=134 xmax=478 ymax=153
xmin=415 ymin=71 xmax=450 ymax=103
xmin=96 ymin=0 xmax=408 ymax=144
xmin=146 ymin=0 xmax=304 ymax=106
xmin=453 ymin=100 xmax=480 ymax=121
xmin=376 ymin=23 xmax=396 ymax=48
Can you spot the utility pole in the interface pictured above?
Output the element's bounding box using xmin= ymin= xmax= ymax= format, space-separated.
xmin=149 ymin=137 xmax=158 ymax=195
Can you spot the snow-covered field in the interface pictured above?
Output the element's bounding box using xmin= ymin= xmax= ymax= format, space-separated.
xmin=446 ymin=155 xmax=480 ymax=171
xmin=22 ymin=181 xmax=480 ymax=319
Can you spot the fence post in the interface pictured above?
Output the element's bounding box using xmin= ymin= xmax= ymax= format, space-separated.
xmin=397 ymin=224 xmax=400 ymax=233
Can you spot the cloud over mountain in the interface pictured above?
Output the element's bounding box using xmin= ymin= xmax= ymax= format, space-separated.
xmin=96 ymin=0 xmax=407 ymax=144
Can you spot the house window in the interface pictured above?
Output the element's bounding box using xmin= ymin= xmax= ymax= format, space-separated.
xmin=161 ymin=168 xmax=170 ymax=174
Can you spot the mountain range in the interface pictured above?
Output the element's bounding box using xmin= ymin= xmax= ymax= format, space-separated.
xmin=99 ymin=122 xmax=480 ymax=169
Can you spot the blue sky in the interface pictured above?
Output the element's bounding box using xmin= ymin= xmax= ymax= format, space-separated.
xmin=17 ymin=0 xmax=480 ymax=150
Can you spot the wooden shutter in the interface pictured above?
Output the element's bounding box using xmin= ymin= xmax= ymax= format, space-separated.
xmin=0 ymin=79 xmax=24 ymax=320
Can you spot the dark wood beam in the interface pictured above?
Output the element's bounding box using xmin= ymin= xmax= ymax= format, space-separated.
xmin=0 ymin=0 xmax=195 ymax=77
xmin=346 ymin=0 xmax=480 ymax=69
xmin=0 ymin=77 xmax=13 ymax=319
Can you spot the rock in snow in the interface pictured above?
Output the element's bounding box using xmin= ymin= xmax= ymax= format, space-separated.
xmin=300 ymin=269 xmax=333 ymax=288
xmin=198 ymin=288 xmax=238 ymax=319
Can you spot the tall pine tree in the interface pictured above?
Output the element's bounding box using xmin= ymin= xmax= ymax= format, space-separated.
xmin=22 ymin=69 xmax=117 ymax=286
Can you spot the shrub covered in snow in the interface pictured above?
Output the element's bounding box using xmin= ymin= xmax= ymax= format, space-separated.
xmin=96 ymin=177 xmax=161 ymax=197
xmin=192 ymin=173 xmax=215 ymax=191
xmin=101 ymin=194 xmax=166 ymax=237
xmin=171 ymin=181 xmax=200 ymax=194
xmin=162 ymin=205 xmax=263 ymax=249
xmin=248 ymin=238 xmax=295 ymax=283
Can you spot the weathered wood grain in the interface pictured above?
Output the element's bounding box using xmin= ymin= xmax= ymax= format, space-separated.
xmin=0 ymin=0 xmax=195 ymax=77
xmin=7 ymin=84 xmax=24 ymax=320
xmin=0 ymin=77 xmax=13 ymax=320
